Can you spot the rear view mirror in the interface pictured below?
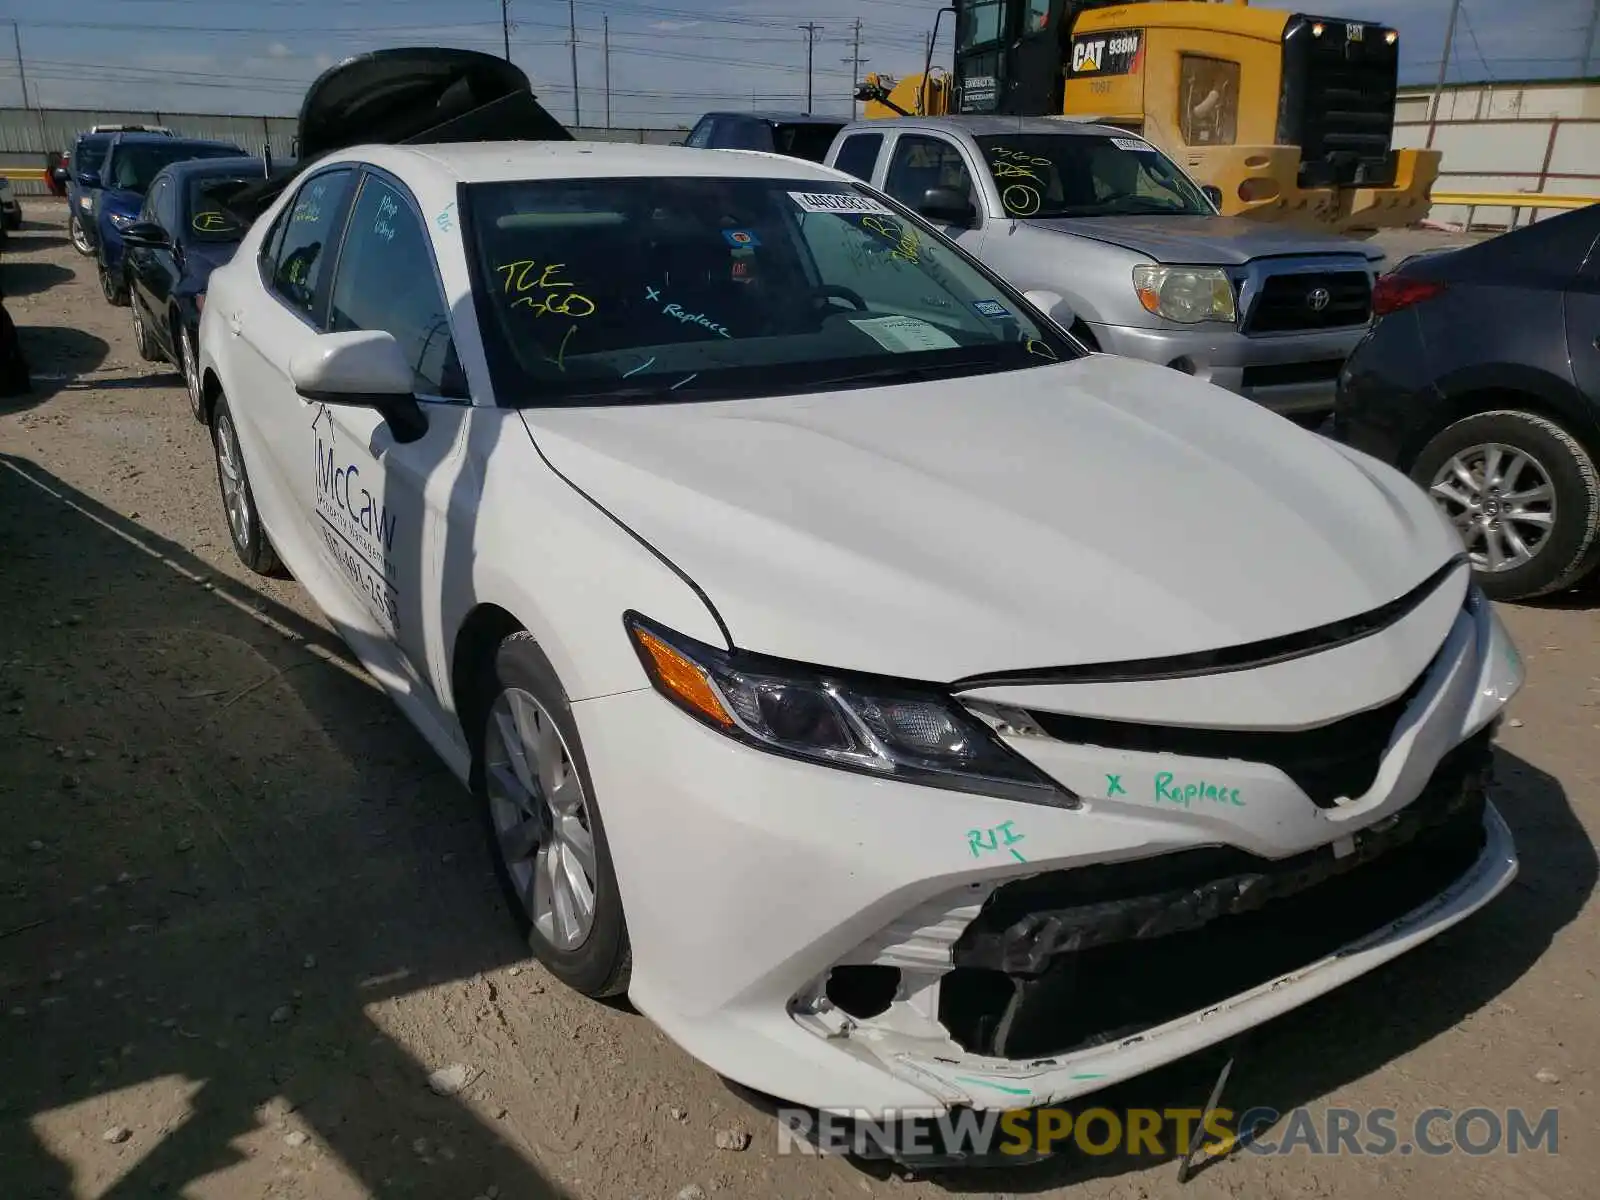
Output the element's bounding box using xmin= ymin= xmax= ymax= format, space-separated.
xmin=119 ymin=221 xmax=169 ymax=250
xmin=917 ymin=186 xmax=977 ymax=229
xmin=289 ymin=330 xmax=429 ymax=443
xmin=77 ymin=170 xmax=102 ymax=190
xmin=1202 ymin=185 xmax=1223 ymax=210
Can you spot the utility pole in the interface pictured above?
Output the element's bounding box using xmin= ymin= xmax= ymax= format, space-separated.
xmin=1582 ymin=0 xmax=1599 ymax=76
xmin=501 ymin=0 xmax=511 ymax=60
xmin=11 ymin=21 xmax=27 ymax=110
xmin=799 ymin=22 xmax=822 ymax=113
xmin=603 ymin=15 xmax=612 ymax=128
xmin=847 ymin=17 xmax=863 ymax=119
xmin=1425 ymin=0 xmax=1462 ymax=145
xmin=568 ymin=0 xmax=581 ymax=127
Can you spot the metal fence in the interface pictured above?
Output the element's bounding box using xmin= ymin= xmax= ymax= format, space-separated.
xmin=0 ymin=105 xmax=685 ymax=194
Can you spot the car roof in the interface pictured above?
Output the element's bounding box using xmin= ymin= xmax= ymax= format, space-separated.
xmin=702 ymin=111 xmax=847 ymax=126
xmin=155 ymin=156 xmax=268 ymax=181
xmin=837 ymin=114 xmax=1131 ymax=139
xmin=335 ymin=140 xmax=852 ymax=186
xmin=110 ymin=132 xmax=242 ymax=150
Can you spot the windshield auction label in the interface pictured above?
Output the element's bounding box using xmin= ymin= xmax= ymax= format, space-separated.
xmin=788 ymin=191 xmax=893 ymax=215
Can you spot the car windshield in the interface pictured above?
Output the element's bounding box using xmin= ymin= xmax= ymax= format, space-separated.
xmin=76 ymin=136 xmax=111 ymax=175
xmin=973 ymin=133 xmax=1212 ymax=219
xmin=186 ymin=175 xmax=254 ymax=242
xmin=466 ymin=175 xmax=1075 ymax=406
xmin=108 ymin=143 xmax=242 ymax=194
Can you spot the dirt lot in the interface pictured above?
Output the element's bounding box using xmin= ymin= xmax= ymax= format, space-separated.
xmin=1 ymin=201 xmax=1596 ymax=1200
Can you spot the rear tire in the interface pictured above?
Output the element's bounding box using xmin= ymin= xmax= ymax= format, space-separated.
xmin=472 ymin=632 xmax=631 ymax=999
xmin=1410 ymin=408 xmax=1600 ymax=601
xmin=210 ymin=392 xmax=282 ymax=577
xmin=180 ymin=324 xmax=204 ymax=421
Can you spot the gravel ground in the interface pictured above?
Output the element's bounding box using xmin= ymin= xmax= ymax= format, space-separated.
xmin=1 ymin=201 xmax=1595 ymax=1200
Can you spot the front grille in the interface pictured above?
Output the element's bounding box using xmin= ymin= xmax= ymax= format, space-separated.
xmin=1245 ymin=270 xmax=1371 ymax=334
xmin=1025 ymin=669 xmax=1427 ymax=809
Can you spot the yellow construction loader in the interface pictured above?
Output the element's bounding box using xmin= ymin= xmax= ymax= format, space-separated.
xmin=855 ymin=0 xmax=1439 ymax=234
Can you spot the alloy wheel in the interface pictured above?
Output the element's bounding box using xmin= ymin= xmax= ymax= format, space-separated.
xmin=483 ymin=687 xmax=598 ymax=949
xmin=182 ymin=328 xmax=201 ymax=414
xmin=1428 ymin=441 xmax=1556 ymax=573
xmin=214 ymin=409 xmax=251 ymax=550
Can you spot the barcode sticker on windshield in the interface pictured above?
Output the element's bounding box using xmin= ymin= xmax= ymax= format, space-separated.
xmin=1112 ymin=137 xmax=1156 ymax=152
xmin=848 ymin=315 xmax=960 ymax=353
xmin=788 ymin=190 xmax=894 ymax=215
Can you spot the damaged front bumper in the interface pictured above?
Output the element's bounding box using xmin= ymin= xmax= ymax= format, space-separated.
xmin=575 ymin=573 xmax=1521 ymax=1118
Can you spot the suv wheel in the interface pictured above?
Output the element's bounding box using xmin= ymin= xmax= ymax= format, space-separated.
xmin=69 ymin=212 xmax=93 ymax=255
xmin=1411 ymin=409 xmax=1600 ymax=601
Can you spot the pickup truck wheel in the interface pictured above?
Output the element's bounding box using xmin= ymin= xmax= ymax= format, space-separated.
xmin=1411 ymin=409 xmax=1600 ymax=601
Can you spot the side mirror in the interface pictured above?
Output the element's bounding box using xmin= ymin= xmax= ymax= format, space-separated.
xmin=1023 ymin=289 xmax=1077 ymax=336
xmin=917 ymin=186 xmax=977 ymax=228
xmin=77 ymin=170 xmax=101 ymax=190
xmin=119 ymin=221 xmax=169 ymax=250
xmin=289 ymin=330 xmax=429 ymax=444
xmin=50 ymin=166 xmax=68 ymax=185
xmin=1202 ymin=185 xmax=1223 ymax=210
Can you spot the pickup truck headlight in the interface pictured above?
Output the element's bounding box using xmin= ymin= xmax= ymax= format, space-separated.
xmin=78 ymin=195 xmax=93 ymax=211
xmin=1132 ymin=265 xmax=1237 ymax=324
xmin=624 ymin=612 xmax=1078 ymax=807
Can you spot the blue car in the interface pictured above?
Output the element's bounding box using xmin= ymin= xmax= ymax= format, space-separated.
xmin=66 ymin=132 xmax=115 ymax=255
xmin=92 ymin=133 xmax=245 ymax=306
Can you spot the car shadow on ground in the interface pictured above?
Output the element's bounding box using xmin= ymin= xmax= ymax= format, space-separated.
xmin=0 ymin=260 xmax=75 ymax=298
xmin=0 ymin=454 xmax=570 ymax=1199
xmin=738 ymin=748 xmax=1590 ymax=1192
xmin=0 ymin=326 xmax=111 ymax=409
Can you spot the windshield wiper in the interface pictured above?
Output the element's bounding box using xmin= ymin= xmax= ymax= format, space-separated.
xmin=801 ymin=354 xmax=1014 ymax=390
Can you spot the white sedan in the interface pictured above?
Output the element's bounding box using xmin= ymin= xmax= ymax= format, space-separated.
xmin=197 ymin=140 xmax=1523 ymax=1120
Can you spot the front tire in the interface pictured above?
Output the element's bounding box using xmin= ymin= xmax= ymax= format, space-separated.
xmin=473 ymin=632 xmax=631 ymax=998
xmin=1411 ymin=408 xmax=1600 ymax=601
xmin=130 ymin=299 xmax=160 ymax=362
xmin=69 ymin=212 xmax=93 ymax=255
xmin=210 ymin=392 xmax=282 ymax=576
xmin=99 ymin=262 xmax=128 ymax=307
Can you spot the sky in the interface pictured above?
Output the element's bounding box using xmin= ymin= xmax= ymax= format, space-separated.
xmin=0 ymin=0 xmax=1594 ymax=129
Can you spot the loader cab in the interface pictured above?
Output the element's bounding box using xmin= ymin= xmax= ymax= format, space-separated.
xmin=953 ymin=0 xmax=1126 ymax=116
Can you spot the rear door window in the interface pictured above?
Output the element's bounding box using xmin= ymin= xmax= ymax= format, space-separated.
xmin=268 ymin=168 xmax=357 ymax=323
xmin=833 ymin=133 xmax=884 ymax=182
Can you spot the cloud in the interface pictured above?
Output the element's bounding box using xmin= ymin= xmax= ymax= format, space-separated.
xmin=314 ymin=53 xmax=335 ymax=71
xmin=268 ymin=42 xmax=291 ymax=58
xmin=649 ymin=20 xmax=702 ymax=31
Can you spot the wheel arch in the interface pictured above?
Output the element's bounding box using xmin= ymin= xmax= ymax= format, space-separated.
xmin=450 ymin=602 xmax=528 ymax=760
xmin=1400 ymin=368 xmax=1598 ymax=472
xmin=199 ymin=366 xmax=224 ymax=426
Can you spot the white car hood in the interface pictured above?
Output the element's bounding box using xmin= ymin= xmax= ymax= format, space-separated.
xmin=523 ymin=355 xmax=1461 ymax=682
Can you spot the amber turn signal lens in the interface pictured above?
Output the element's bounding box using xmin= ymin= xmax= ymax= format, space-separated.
xmin=632 ymin=628 xmax=733 ymax=726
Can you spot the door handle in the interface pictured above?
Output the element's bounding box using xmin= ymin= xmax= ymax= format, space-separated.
xmin=227 ymin=313 xmax=242 ymax=337
xmin=1592 ymin=334 xmax=1600 ymax=351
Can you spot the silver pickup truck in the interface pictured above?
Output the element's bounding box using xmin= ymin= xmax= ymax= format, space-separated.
xmin=822 ymin=115 xmax=1385 ymax=416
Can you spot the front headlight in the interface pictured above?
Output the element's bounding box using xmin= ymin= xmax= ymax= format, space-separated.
xmin=108 ymin=211 xmax=135 ymax=229
xmin=1132 ymin=264 xmax=1237 ymax=323
xmin=78 ymin=195 xmax=93 ymax=210
xmin=624 ymin=613 xmax=1078 ymax=807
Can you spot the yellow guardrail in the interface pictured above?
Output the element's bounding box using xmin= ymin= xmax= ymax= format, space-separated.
xmin=1430 ymin=191 xmax=1598 ymax=210
xmin=0 ymin=168 xmax=48 ymax=181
